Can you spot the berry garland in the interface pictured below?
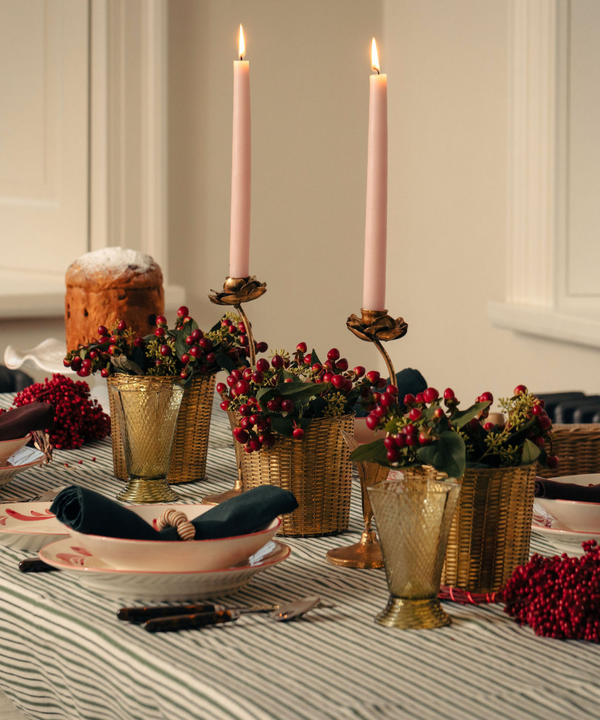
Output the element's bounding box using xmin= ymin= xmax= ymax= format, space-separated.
xmin=13 ymin=375 xmax=110 ymax=450
xmin=503 ymin=541 xmax=600 ymax=642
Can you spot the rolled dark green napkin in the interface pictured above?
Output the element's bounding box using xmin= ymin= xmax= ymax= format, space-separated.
xmin=50 ymin=486 xmax=161 ymax=540
xmin=355 ymin=367 xmax=427 ymax=417
xmin=50 ymin=485 xmax=298 ymax=541
xmin=535 ymin=478 xmax=600 ymax=503
xmin=158 ymin=485 xmax=299 ymax=540
xmin=0 ymin=403 xmax=55 ymax=441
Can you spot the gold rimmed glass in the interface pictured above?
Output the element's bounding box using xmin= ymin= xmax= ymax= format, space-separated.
xmin=111 ymin=379 xmax=184 ymax=503
xmin=368 ymin=477 xmax=460 ymax=629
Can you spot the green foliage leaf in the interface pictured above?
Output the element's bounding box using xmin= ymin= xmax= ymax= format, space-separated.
xmin=521 ymin=438 xmax=541 ymax=466
xmin=349 ymin=438 xmax=389 ymax=464
xmin=450 ymin=401 xmax=490 ymax=429
xmin=276 ymin=382 xmax=328 ymax=404
xmin=215 ymin=352 xmax=236 ymax=373
xmin=416 ymin=431 xmax=466 ymax=479
xmin=109 ymin=355 xmax=144 ymax=376
xmin=256 ymin=387 xmax=275 ymax=405
xmin=270 ymin=414 xmax=295 ymax=437
xmin=309 ymin=349 xmax=321 ymax=366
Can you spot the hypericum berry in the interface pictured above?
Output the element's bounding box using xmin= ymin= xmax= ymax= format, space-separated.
xmin=366 ymin=414 xmax=379 ymax=430
xmin=239 ymin=335 xmax=249 ymax=347
xmin=532 ymin=404 xmax=543 ymax=416
xmin=180 ymin=371 xmax=189 ymax=380
xmin=434 ymin=407 xmax=445 ymax=419
xmin=292 ymin=428 xmax=305 ymax=440
xmin=220 ymin=400 xmax=230 ymax=411
xmin=238 ymin=404 xmax=251 ymax=416
xmin=109 ymin=335 xmax=119 ymax=345
xmin=243 ymin=367 xmax=253 ymax=381
xmin=97 ymin=325 xmax=108 ymax=337
xmin=443 ymin=388 xmax=455 ymax=400
xmin=155 ymin=316 xmax=167 ymax=327
xmin=353 ymin=366 xmax=365 ymax=378
xmin=256 ymin=341 xmax=268 ymax=353
xmin=331 ymin=375 xmax=346 ymax=390
xmin=406 ymin=435 xmax=418 ymax=447
xmin=108 ymin=346 xmax=117 ymax=356
xmin=177 ymin=306 xmax=189 ymax=318
xmin=538 ymin=415 xmax=552 ymax=431
xmin=336 ymin=358 xmax=349 ymax=372
xmin=386 ymin=385 xmax=399 ymax=396
xmin=199 ymin=337 xmax=212 ymax=351
xmin=409 ymin=408 xmax=422 ymax=422
xmin=384 ymin=436 xmax=396 ymax=450
xmin=403 ymin=393 xmax=415 ymax=406
xmin=240 ymin=417 xmax=252 ymax=430
xmin=82 ymin=358 xmax=92 ymax=369
xmin=216 ymin=382 xmax=226 ymax=395
xmin=160 ymin=345 xmax=171 ymax=357
xmin=423 ymin=387 xmax=439 ymax=403
xmin=380 ymin=393 xmax=394 ymax=408
xmin=189 ymin=346 xmax=201 ymax=358
xmin=547 ymin=455 xmax=560 ymax=469
xmin=206 ymin=352 xmax=216 ymax=365
xmin=327 ymin=348 xmax=340 ymax=362
xmin=231 ymin=369 xmax=243 ymax=380
xmin=479 ymin=391 xmax=494 ymax=404
xmin=233 ymin=427 xmax=249 ymax=444
xmin=260 ymin=433 xmax=275 ymax=448
xmin=271 ymin=355 xmax=284 ymax=369
xmin=63 ymin=358 xmax=71 ymax=368
xmin=296 ymin=342 xmax=307 ymax=353
xmin=249 ymin=438 xmax=263 ymax=452
xmin=386 ymin=448 xmax=400 ymax=462
xmin=238 ymin=322 xmax=246 ymax=334
xmin=311 ymin=363 xmax=322 ymax=374
xmin=415 ymin=392 xmax=425 ymax=404
xmin=366 ymin=370 xmax=380 ymax=385
xmin=483 ymin=422 xmax=495 ymax=431
xmin=514 ymin=384 xmax=528 ymax=396
xmin=134 ymin=337 xmax=145 ymax=348
xmin=418 ymin=432 xmax=432 ymax=445
xmin=256 ymin=358 xmax=270 ymax=373
xmin=395 ymin=434 xmax=406 ymax=448
xmin=235 ymin=379 xmax=250 ymax=397
xmin=267 ymin=400 xmax=280 ymax=412
xmin=226 ymin=375 xmax=236 ymax=388
xmin=100 ymin=368 xmax=109 ymax=379
xmin=155 ymin=327 xmax=166 ymax=338
xmin=191 ymin=329 xmax=202 ymax=342
xmin=281 ymin=399 xmax=294 ymax=413
xmin=252 ymin=371 xmax=264 ymax=384
xmin=185 ymin=335 xmax=195 ymax=346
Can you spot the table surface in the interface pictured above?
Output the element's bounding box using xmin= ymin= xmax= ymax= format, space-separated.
xmin=0 ymin=393 xmax=599 ymax=720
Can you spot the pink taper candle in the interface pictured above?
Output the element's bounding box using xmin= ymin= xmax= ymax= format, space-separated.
xmin=362 ymin=39 xmax=388 ymax=311
xmin=229 ymin=25 xmax=251 ymax=278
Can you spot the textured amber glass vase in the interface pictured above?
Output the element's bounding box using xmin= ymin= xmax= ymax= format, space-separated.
xmin=112 ymin=379 xmax=184 ymax=503
xmin=368 ymin=478 xmax=460 ymax=630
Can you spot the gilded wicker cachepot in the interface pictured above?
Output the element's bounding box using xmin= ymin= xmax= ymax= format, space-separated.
xmin=537 ymin=424 xmax=600 ymax=478
xmin=235 ymin=413 xmax=355 ymax=537
xmin=403 ymin=463 xmax=538 ymax=593
xmin=108 ymin=374 xmax=216 ymax=484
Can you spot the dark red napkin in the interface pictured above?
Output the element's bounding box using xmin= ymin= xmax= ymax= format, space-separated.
xmin=0 ymin=403 xmax=54 ymax=441
xmin=534 ymin=477 xmax=600 ymax=503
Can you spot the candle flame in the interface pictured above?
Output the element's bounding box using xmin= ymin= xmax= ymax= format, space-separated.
xmin=371 ymin=38 xmax=380 ymax=73
xmin=239 ymin=25 xmax=246 ymax=60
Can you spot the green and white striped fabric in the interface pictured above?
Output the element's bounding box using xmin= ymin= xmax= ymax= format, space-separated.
xmin=0 ymin=393 xmax=598 ymax=720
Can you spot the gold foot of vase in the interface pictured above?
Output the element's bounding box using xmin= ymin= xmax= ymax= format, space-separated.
xmin=117 ymin=478 xmax=180 ymax=504
xmin=376 ymin=596 xmax=451 ymax=630
xmin=202 ymin=477 xmax=245 ymax=506
xmin=326 ymin=531 xmax=384 ymax=569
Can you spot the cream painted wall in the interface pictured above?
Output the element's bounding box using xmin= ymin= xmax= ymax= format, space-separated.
xmin=168 ymin=0 xmax=384 ymax=372
xmin=382 ymin=0 xmax=600 ymax=403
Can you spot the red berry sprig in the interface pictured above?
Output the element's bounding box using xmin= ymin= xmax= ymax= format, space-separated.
xmin=218 ymin=344 xmax=381 ymax=453
xmin=13 ymin=374 xmax=110 ymax=450
xmin=503 ymin=541 xmax=600 ymax=642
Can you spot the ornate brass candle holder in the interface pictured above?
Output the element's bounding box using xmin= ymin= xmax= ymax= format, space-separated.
xmin=326 ymin=431 xmax=389 ymax=568
xmin=208 ymin=276 xmax=266 ymax=368
xmin=326 ymin=307 xmax=407 ymax=566
xmin=346 ymin=308 xmax=408 ymax=389
xmin=203 ymin=276 xmax=266 ymax=505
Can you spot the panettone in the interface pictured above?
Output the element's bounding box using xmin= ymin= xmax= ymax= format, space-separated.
xmin=65 ymin=247 xmax=164 ymax=351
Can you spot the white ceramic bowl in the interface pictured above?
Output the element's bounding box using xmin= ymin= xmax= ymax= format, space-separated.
xmin=536 ymin=474 xmax=600 ymax=532
xmin=66 ymin=503 xmax=281 ymax=572
xmin=0 ymin=435 xmax=30 ymax=466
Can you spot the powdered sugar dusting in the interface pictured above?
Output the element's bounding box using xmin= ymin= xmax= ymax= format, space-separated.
xmin=73 ymin=247 xmax=154 ymax=278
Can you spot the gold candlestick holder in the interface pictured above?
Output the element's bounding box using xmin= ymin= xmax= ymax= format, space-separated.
xmin=326 ymin=308 xmax=408 ymax=569
xmin=203 ymin=275 xmax=267 ymax=506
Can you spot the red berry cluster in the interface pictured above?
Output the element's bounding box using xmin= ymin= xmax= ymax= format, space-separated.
xmin=218 ymin=343 xmax=382 ymax=453
xmin=62 ymin=307 xmax=266 ymax=382
xmin=503 ymin=541 xmax=600 ymax=642
xmin=13 ymin=374 xmax=110 ymax=450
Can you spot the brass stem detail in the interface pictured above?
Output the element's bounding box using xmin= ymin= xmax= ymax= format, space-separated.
xmin=372 ymin=337 xmax=397 ymax=389
xmin=234 ymin=303 xmax=256 ymax=368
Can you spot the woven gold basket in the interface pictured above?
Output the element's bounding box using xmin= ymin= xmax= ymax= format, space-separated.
xmin=235 ymin=413 xmax=355 ymax=537
xmin=537 ymin=424 xmax=600 ymax=478
xmin=108 ymin=374 xmax=216 ymax=484
xmin=403 ymin=463 xmax=537 ymax=593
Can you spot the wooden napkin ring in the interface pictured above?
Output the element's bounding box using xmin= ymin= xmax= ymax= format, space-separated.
xmin=156 ymin=509 xmax=195 ymax=541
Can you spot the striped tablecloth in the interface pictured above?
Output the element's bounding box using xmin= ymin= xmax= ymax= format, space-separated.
xmin=0 ymin=394 xmax=599 ymax=720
